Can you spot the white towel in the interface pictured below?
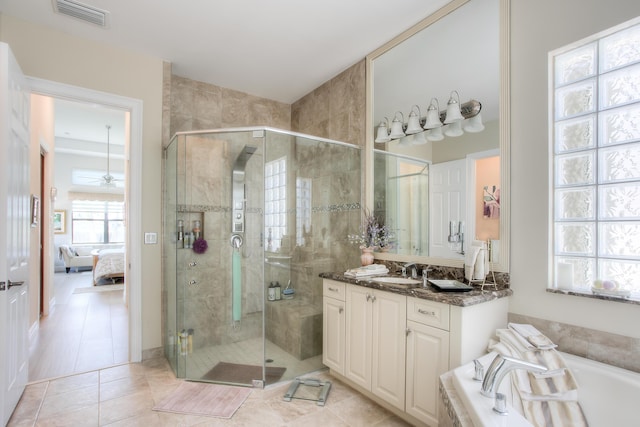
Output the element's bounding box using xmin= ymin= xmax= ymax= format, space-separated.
xmin=464 ymin=240 xmax=489 ymax=281
xmin=344 ymin=264 xmax=389 ymax=278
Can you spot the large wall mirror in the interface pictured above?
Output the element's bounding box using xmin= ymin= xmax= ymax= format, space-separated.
xmin=365 ymin=0 xmax=510 ymax=272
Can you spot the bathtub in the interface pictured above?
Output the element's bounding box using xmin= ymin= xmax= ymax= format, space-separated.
xmin=449 ymin=351 xmax=640 ymax=426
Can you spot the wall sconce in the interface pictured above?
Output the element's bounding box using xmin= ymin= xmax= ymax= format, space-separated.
xmin=448 ymin=220 xmax=464 ymax=255
xmin=374 ymin=91 xmax=483 ymax=145
xmin=405 ymin=105 xmax=423 ymax=134
xmin=374 ymin=117 xmax=390 ymax=143
xmin=50 ymin=186 xmax=58 ymax=202
xmin=389 ymin=111 xmax=406 ymax=139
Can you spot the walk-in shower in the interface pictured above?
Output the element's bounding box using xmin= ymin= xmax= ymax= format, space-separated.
xmin=163 ymin=128 xmax=361 ymax=387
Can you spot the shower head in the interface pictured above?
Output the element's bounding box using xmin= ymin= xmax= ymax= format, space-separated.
xmin=233 ymin=145 xmax=257 ymax=173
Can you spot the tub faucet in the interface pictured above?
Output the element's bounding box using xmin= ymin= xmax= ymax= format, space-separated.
xmin=481 ymin=354 xmax=548 ymax=398
xmin=402 ymin=262 xmax=417 ymax=278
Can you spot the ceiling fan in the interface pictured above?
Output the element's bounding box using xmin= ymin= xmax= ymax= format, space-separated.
xmin=100 ymin=124 xmax=118 ymax=187
xmin=74 ymin=124 xmax=123 ymax=188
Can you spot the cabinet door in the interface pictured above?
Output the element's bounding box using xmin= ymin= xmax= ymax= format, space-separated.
xmin=345 ymin=285 xmax=372 ymax=389
xmin=405 ymin=320 xmax=450 ymax=425
xmin=322 ymin=296 xmax=345 ymax=375
xmin=371 ymin=290 xmax=407 ymax=410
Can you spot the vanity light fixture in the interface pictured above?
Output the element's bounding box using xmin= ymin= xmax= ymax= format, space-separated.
xmin=423 ymin=98 xmax=442 ymax=129
xmin=375 ymin=92 xmax=483 ymax=144
xmin=389 ymin=111 xmax=406 ymax=139
xmin=444 ymin=90 xmax=464 ymax=123
xmin=463 ymin=112 xmax=485 ymax=133
xmin=405 ymin=105 xmax=423 ymax=134
xmin=374 ymin=117 xmax=391 ymax=143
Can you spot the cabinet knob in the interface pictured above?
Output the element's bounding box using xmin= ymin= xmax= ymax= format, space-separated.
xmin=406 ymin=328 xmax=412 ymax=336
xmin=339 ymin=307 xmax=344 ymax=314
xmin=366 ymin=294 xmax=371 ymax=302
xmin=371 ymin=295 xmax=377 ymax=302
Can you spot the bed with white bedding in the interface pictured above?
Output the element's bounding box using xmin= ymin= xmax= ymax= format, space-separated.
xmin=93 ymin=249 xmax=125 ymax=285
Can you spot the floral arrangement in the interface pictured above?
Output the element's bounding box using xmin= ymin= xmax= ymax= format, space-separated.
xmin=348 ymin=210 xmax=394 ymax=250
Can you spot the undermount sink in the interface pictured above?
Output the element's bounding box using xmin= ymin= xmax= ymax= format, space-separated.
xmin=371 ymin=277 xmax=422 ymax=286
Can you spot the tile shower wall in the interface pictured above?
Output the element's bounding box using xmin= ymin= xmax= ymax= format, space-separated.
xmin=175 ymin=134 xmax=265 ymax=350
xmin=508 ymin=313 xmax=640 ymax=373
xmin=291 ymin=60 xmax=366 ymax=147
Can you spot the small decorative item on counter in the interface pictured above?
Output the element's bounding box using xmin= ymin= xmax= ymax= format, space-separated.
xmin=360 ymin=247 xmax=375 ymax=266
xmin=348 ymin=209 xmax=394 ymax=257
xmin=193 ymin=238 xmax=208 ymax=254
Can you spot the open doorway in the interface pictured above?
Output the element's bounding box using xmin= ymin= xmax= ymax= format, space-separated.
xmin=27 ymin=78 xmax=142 ymax=381
xmin=29 ymin=97 xmax=130 ymax=382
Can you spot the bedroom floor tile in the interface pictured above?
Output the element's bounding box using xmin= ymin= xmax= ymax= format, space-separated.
xmin=28 ymin=272 xmax=128 ymax=383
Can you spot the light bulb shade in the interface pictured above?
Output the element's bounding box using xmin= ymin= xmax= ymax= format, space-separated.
xmin=423 ymin=99 xmax=442 ymax=129
xmin=463 ymin=112 xmax=484 ymax=133
xmin=405 ymin=113 xmax=422 ymax=134
xmin=389 ymin=112 xmax=405 ymax=139
xmin=444 ymin=91 xmax=464 ymax=124
xmin=405 ymin=105 xmax=422 ymax=134
xmin=444 ymin=120 xmax=464 ymax=137
xmin=374 ymin=120 xmax=390 ymax=143
xmin=412 ymin=132 xmax=427 ymax=145
xmin=427 ymin=126 xmax=444 ymax=141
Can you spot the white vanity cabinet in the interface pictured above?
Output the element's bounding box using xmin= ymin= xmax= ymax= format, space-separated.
xmin=322 ymin=280 xmax=346 ymax=374
xmin=405 ymin=298 xmax=450 ymax=426
xmin=344 ymin=284 xmax=407 ymax=411
xmin=322 ymin=278 xmax=510 ymax=427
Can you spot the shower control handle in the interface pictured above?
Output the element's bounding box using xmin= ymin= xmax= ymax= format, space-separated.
xmin=188 ymin=280 xmax=197 ymax=286
xmin=188 ymin=261 xmax=197 ymax=267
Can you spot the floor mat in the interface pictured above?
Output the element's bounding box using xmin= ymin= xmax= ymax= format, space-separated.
xmin=73 ymin=284 xmax=123 ymax=293
xmin=153 ymin=381 xmax=251 ymax=419
xmin=202 ymin=362 xmax=286 ymax=385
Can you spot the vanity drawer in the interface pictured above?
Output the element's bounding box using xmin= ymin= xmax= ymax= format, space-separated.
xmin=323 ymin=279 xmax=346 ymax=301
xmin=407 ymin=297 xmax=450 ymax=331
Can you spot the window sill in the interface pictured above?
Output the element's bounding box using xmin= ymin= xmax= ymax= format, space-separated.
xmin=547 ymin=288 xmax=640 ymax=306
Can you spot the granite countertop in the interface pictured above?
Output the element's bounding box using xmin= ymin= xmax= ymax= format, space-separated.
xmin=319 ymin=272 xmax=512 ymax=307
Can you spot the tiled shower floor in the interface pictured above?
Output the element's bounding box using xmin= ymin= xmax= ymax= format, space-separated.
xmin=183 ymin=336 xmax=323 ymax=384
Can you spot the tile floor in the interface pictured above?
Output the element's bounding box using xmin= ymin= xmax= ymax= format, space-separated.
xmin=9 ymin=356 xmax=412 ymax=426
xmin=13 ymin=271 xmax=412 ymax=426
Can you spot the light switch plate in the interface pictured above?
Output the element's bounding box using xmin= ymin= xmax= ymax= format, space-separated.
xmin=144 ymin=232 xmax=157 ymax=244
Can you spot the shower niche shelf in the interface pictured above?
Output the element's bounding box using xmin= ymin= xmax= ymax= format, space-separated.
xmin=177 ymin=211 xmax=204 ymax=249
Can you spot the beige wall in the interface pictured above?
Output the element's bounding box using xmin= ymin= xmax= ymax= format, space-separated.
xmin=1 ymin=13 xmax=165 ymax=351
xmin=510 ymin=0 xmax=640 ymax=338
xmin=28 ymin=95 xmax=55 ymax=326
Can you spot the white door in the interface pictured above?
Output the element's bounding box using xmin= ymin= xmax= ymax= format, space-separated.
xmin=0 ymin=42 xmax=30 ymax=426
xmin=429 ymin=159 xmax=466 ymax=258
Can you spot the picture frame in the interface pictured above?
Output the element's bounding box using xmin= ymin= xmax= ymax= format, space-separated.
xmin=31 ymin=195 xmax=40 ymax=228
xmin=53 ymin=210 xmax=66 ymax=234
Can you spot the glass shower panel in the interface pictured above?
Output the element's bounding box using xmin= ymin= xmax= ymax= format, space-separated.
xmin=164 ymin=127 xmax=361 ymax=388
xmin=263 ymin=132 xmax=361 ymax=383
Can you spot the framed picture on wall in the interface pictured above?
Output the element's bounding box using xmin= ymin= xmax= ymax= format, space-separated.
xmin=31 ymin=195 xmax=40 ymax=228
xmin=53 ymin=210 xmax=66 ymax=234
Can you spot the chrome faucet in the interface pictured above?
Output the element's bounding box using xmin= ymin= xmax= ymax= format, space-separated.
xmin=402 ymin=262 xmax=417 ymax=278
xmin=481 ymin=354 xmax=548 ymax=398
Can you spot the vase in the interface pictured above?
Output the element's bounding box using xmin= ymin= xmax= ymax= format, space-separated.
xmin=360 ymin=247 xmax=375 ymax=266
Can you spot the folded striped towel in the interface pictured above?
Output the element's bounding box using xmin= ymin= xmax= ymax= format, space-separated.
xmin=509 ymin=323 xmax=557 ymax=350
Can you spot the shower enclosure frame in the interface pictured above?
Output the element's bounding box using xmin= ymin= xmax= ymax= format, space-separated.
xmin=163 ymin=127 xmax=362 ymax=388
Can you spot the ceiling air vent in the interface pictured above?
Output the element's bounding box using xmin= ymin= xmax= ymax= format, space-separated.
xmin=52 ymin=0 xmax=110 ymax=28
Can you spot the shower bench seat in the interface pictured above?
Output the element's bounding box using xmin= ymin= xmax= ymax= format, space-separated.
xmin=266 ymin=298 xmax=322 ymax=361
